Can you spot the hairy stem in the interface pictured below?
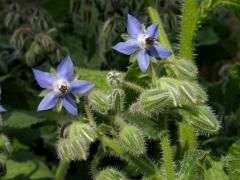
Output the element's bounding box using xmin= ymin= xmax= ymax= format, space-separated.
xmin=114 ymin=115 xmax=128 ymax=129
xmin=100 ymin=135 xmax=157 ymax=176
xmin=179 ymin=0 xmax=199 ymax=61
xmin=122 ymin=80 xmax=144 ymax=93
xmin=160 ymin=133 xmax=174 ymax=180
xmin=55 ymin=161 xmax=70 ymax=180
xmin=178 ymin=122 xmax=197 ymax=151
xmin=84 ymin=103 xmax=96 ymax=128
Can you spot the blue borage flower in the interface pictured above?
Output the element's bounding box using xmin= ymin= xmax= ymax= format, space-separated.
xmin=33 ymin=55 xmax=94 ymax=116
xmin=0 ymin=105 xmax=6 ymax=113
xmin=112 ymin=14 xmax=172 ymax=73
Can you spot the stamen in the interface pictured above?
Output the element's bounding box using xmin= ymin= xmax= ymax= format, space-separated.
xmin=145 ymin=37 xmax=156 ymax=46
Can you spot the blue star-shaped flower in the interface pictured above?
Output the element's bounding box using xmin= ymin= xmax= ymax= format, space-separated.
xmin=112 ymin=14 xmax=172 ymax=73
xmin=33 ymin=55 xmax=94 ymax=116
xmin=0 ymin=105 xmax=6 ymax=113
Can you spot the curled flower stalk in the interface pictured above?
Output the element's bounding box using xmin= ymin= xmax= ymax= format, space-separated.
xmin=33 ymin=55 xmax=94 ymax=115
xmin=112 ymin=14 xmax=172 ymax=73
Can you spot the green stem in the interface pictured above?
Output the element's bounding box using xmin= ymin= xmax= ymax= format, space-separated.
xmin=100 ymin=135 xmax=156 ymax=176
xmin=114 ymin=115 xmax=128 ymax=129
xmin=122 ymin=80 xmax=144 ymax=93
xmin=178 ymin=122 xmax=196 ymax=151
xmin=179 ymin=0 xmax=199 ymax=61
xmin=150 ymin=63 xmax=158 ymax=85
xmin=84 ymin=103 xmax=96 ymax=128
xmin=160 ymin=133 xmax=174 ymax=180
xmin=55 ymin=161 xmax=70 ymax=180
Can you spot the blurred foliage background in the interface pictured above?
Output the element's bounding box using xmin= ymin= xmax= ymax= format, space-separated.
xmin=1 ymin=0 xmax=240 ymax=179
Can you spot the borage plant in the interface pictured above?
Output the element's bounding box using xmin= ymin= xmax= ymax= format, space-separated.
xmin=33 ymin=3 xmax=226 ymax=179
xmin=3 ymin=0 xmax=239 ymax=179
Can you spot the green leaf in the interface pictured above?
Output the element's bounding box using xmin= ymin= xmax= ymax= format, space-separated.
xmin=3 ymin=151 xmax=54 ymax=179
xmin=204 ymin=161 xmax=229 ymax=180
xmin=227 ymin=139 xmax=240 ymax=179
xmin=4 ymin=111 xmax=45 ymax=128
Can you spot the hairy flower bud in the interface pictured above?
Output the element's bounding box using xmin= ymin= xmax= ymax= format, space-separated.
xmin=106 ymin=71 xmax=123 ymax=88
xmin=69 ymin=122 xmax=97 ymax=144
xmin=157 ymin=77 xmax=207 ymax=107
xmin=88 ymin=91 xmax=110 ymax=115
xmin=96 ymin=168 xmax=127 ymax=180
xmin=178 ymin=105 xmax=220 ymax=134
xmin=57 ymin=138 xmax=88 ymax=161
xmin=120 ymin=126 xmax=145 ymax=156
xmin=0 ymin=134 xmax=12 ymax=155
xmin=164 ymin=59 xmax=198 ymax=80
xmin=139 ymin=88 xmax=170 ymax=112
xmin=108 ymin=89 xmax=125 ymax=114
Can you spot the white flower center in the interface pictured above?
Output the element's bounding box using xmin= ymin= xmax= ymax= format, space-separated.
xmin=53 ymin=79 xmax=70 ymax=95
xmin=137 ymin=34 xmax=156 ymax=50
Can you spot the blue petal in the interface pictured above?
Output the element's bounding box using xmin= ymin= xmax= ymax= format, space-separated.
xmin=150 ymin=45 xmax=172 ymax=59
xmin=146 ymin=24 xmax=158 ymax=39
xmin=112 ymin=39 xmax=138 ymax=55
xmin=137 ymin=50 xmax=150 ymax=73
xmin=0 ymin=105 xmax=6 ymax=112
xmin=56 ymin=55 xmax=74 ymax=81
xmin=33 ymin=69 xmax=57 ymax=89
xmin=62 ymin=95 xmax=77 ymax=116
xmin=127 ymin=14 xmax=142 ymax=38
xmin=71 ymin=80 xmax=94 ymax=94
xmin=37 ymin=91 xmax=58 ymax=111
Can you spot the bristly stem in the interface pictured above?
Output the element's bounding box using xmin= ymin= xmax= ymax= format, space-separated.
xmin=179 ymin=122 xmax=197 ymax=151
xmin=160 ymin=132 xmax=174 ymax=180
xmin=122 ymin=80 xmax=144 ymax=93
xmin=114 ymin=115 xmax=128 ymax=129
xmin=84 ymin=103 xmax=96 ymax=128
xmin=55 ymin=161 xmax=70 ymax=180
xmin=100 ymin=135 xmax=157 ymax=176
xmin=179 ymin=0 xmax=199 ymax=61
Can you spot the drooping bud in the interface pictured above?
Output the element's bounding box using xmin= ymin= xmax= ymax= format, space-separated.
xmin=120 ymin=126 xmax=145 ymax=156
xmin=57 ymin=138 xmax=73 ymax=161
xmin=139 ymin=88 xmax=170 ymax=112
xmin=57 ymin=138 xmax=89 ymax=161
xmin=96 ymin=168 xmax=127 ymax=180
xmin=69 ymin=122 xmax=97 ymax=144
xmin=0 ymin=134 xmax=12 ymax=155
xmin=157 ymin=77 xmax=207 ymax=107
xmin=108 ymin=89 xmax=125 ymax=114
xmin=88 ymin=91 xmax=110 ymax=115
xmin=178 ymin=105 xmax=220 ymax=134
xmin=106 ymin=71 xmax=123 ymax=88
xmin=164 ymin=59 xmax=198 ymax=80
xmin=0 ymin=154 xmax=7 ymax=176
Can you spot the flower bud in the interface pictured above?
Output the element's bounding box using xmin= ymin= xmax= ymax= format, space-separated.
xmin=0 ymin=154 xmax=6 ymax=177
xmin=88 ymin=91 xmax=110 ymax=115
xmin=96 ymin=168 xmax=127 ymax=180
xmin=106 ymin=71 xmax=123 ymax=88
xmin=139 ymin=88 xmax=170 ymax=112
xmin=108 ymin=89 xmax=125 ymax=114
xmin=0 ymin=134 xmax=12 ymax=155
xmin=164 ymin=59 xmax=198 ymax=80
xmin=178 ymin=105 xmax=220 ymax=134
xmin=57 ymin=138 xmax=88 ymax=161
xmin=69 ymin=122 xmax=97 ymax=144
xmin=120 ymin=126 xmax=145 ymax=156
